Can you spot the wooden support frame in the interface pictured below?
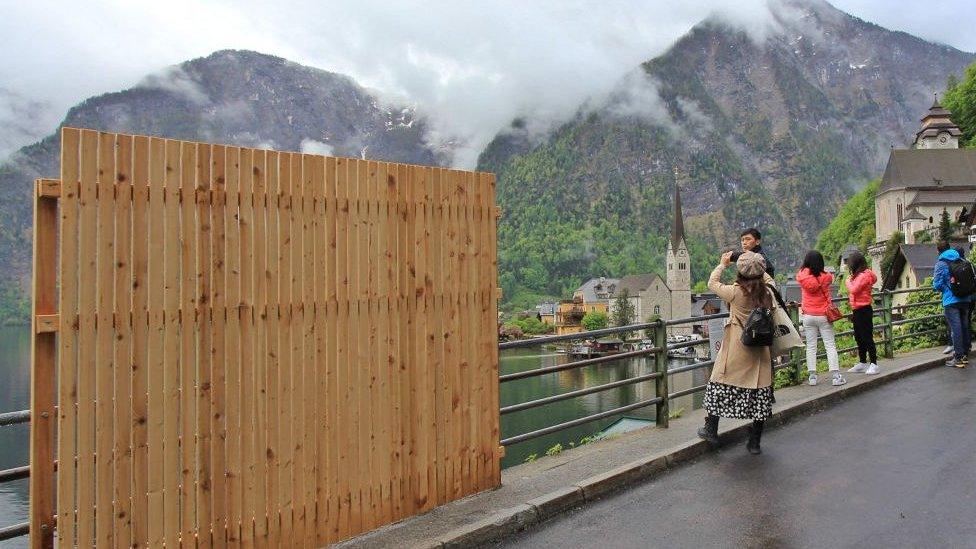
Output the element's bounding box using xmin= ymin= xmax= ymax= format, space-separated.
xmin=31 ymin=178 xmax=59 ymax=549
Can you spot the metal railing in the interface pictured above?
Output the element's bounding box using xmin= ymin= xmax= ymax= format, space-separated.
xmin=0 ymin=287 xmax=949 ymax=542
xmin=497 ymin=287 xmax=947 ymax=449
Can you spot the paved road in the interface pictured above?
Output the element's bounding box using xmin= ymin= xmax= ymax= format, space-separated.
xmin=497 ymin=367 xmax=976 ymax=549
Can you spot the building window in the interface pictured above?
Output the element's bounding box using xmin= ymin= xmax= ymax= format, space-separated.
xmin=654 ymin=305 xmax=661 ymax=315
xmin=678 ymin=262 xmax=686 ymax=270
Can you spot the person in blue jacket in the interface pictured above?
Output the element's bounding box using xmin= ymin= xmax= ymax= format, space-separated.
xmin=932 ymin=242 xmax=972 ymax=368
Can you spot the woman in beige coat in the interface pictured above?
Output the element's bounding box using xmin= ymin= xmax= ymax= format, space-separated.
xmin=697 ymin=250 xmax=775 ymax=454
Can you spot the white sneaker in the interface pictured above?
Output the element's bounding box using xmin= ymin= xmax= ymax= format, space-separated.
xmin=943 ymin=346 xmax=953 ymax=355
xmin=848 ymin=362 xmax=868 ymax=373
xmin=832 ymin=373 xmax=847 ymax=386
xmin=808 ymin=373 xmax=818 ymax=386
xmin=865 ymin=363 xmax=879 ymax=375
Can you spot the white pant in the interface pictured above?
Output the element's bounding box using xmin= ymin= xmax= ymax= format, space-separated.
xmin=802 ymin=314 xmax=839 ymax=372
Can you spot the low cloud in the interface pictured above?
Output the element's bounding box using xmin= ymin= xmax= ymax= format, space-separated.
xmin=300 ymin=138 xmax=334 ymax=157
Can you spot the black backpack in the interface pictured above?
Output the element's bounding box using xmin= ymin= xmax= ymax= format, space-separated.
xmin=741 ymin=306 xmax=774 ymax=347
xmin=947 ymin=258 xmax=976 ymax=298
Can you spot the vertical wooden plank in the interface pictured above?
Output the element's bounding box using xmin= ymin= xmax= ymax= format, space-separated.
xmin=30 ymin=177 xmax=58 ymax=548
xmin=300 ymin=154 xmax=316 ymax=544
xmin=364 ymin=160 xmax=381 ymax=527
xmin=277 ymin=152 xmax=294 ymax=546
xmin=410 ymin=165 xmax=430 ymax=513
xmin=224 ymin=145 xmax=243 ymax=545
xmin=447 ymin=170 xmax=463 ymax=500
xmin=352 ymin=159 xmax=368 ymax=533
xmin=486 ymin=173 xmax=501 ymax=487
xmin=429 ymin=168 xmax=451 ymax=505
xmin=289 ymin=153 xmax=307 ymax=543
xmin=464 ymin=171 xmax=482 ymax=493
xmin=421 ymin=166 xmax=438 ymax=508
xmin=94 ymin=132 xmax=116 ymax=548
xmin=386 ymin=163 xmax=404 ymax=521
xmin=130 ymin=135 xmax=150 ymax=549
xmin=195 ymin=143 xmax=214 ymax=547
xmin=251 ymin=148 xmax=269 ymax=546
xmin=323 ymin=156 xmax=340 ymax=542
xmin=460 ymin=171 xmax=475 ymax=498
xmin=163 ymin=139 xmax=182 ymax=545
xmin=57 ymin=128 xmax=81 ymax=548
xmin=113 ymin=134 xmax=134 ymax=546
xmin=146 ymin=136 xmax=166 ymax=547
xmin=397 ymin=163 xmax=414 ymax=519
xmin=264 ymin=150 xmax=281 ymax=546
xmin=238 ymin=147 xmax=256 ymax=548
xmin=333 ymin=157 xmax=351 ymax=537
xmin=372 ymin=162 xmax=393 ymax=526
xmin=313 ymin=154 xmax=328 ymax=546
xmin=179 ymin=141 xmax=199 ymax=544
xmin=209 ymin=145 xmax=228 ymax=549
xmin=474 ymin=171 xmax=491 ymax=491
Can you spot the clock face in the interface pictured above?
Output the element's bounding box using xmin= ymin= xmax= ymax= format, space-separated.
xmin=940 ymin=134 xmax=948 ymax=144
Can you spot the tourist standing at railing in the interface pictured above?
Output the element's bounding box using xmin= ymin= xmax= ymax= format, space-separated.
xmin=932 ymin=242 xmax=973 ymax=368
xmin=732 ymin=227 xmax=775 ymax=278
xmin=796 ymin=251 xmax=845 ymax=386
xmin=698 ymin=250 xmax=775 ymax=455
xmin=844 ymin=251 xmax=879 ymax=375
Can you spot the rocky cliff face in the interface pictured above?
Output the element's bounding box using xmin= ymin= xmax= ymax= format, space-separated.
xmin=479 ymin=0 xmax=974 ymax=308
xmin=0 ymin=50 xmax=442 ymax=319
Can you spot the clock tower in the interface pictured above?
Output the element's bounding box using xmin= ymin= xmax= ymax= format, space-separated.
xmin=914 ymin=95 xmax=962 ymax=150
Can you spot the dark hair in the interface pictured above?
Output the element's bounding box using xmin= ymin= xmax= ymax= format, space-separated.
xmin=736 ymin=274 xmax=773 ymax=309
xmin=801 ymin=250 xmax=825 ymax=276
xmin=847 ymin=251 xmax=868 ymax=276
xmin=937 ymin=241 xmax=950 ymax=253
xmin=740 ymin=228 xmax=762 ymax=240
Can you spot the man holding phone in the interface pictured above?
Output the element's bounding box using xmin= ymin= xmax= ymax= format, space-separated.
xmin=731 ymin=228 xmax=775 ymax=278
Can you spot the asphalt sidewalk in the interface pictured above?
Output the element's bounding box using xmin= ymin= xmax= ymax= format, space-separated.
xmin=336 ymin=347 xmax=947 ymax=548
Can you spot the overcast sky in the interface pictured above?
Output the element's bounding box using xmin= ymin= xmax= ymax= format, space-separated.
xmin=1 ymin=0 xmax=974 ymax=164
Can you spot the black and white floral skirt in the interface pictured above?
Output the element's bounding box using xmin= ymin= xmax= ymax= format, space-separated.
xmin=703 ymin=382 xmax=773 ymax=421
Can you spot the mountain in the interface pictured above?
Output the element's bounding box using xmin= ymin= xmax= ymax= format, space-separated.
xmin=479 ymin=0 xmax=975 ymax=311
xmin=0 ymin=50 xmax=443 ymax=322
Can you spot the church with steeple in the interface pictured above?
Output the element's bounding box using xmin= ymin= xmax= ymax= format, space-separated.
xmin=869 ymin=95 xmax=976 ymax=290
xmin=612 ymin=176 xmax=692 ymax=334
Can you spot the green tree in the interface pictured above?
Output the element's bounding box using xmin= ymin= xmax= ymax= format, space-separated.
xmin=880 ymin=230 xmax=904 ymax=282
xmin=610 ymin=288 xmax=636 ymax=338
xmin=939 ymin=208 xmax=953 ymax=243
xmin=815 ymin=178 xmax=878 ymax=265
xmin=581 ymin=310 xmax=609 ymax=331
xmin=943 ymin=61 xmax=976 ymax=148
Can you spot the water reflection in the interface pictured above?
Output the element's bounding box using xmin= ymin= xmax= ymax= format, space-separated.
xmin=500 ymin=347 xmax=707 ymax=468
xmin=0 ymin=326 xmax=31 ymax=548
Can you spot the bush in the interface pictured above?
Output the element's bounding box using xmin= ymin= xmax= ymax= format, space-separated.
xmin=581 ymin=311 xmax=609 ymax=331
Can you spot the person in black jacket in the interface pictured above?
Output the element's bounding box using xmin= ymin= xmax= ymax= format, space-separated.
xmin=732 ymin=228 xmax=775 ymax=278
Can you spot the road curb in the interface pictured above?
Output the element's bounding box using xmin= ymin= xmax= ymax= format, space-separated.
xmin=424 ymin=353 xmax=947 ymax=548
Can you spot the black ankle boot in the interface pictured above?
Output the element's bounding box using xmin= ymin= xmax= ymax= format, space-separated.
xmin=747 ymin=420 xmax=764 ymax=455
xmin=697 ymin=415 xmax=720 ymax=444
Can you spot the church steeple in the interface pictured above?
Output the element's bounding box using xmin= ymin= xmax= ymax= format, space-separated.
xmin=914 ymin=93 xmax=962 ymax=149
xmin=671 ymin=165 xmax=685 ymax=250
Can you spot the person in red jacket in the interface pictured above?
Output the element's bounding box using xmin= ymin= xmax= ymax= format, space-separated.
xmin=844 ymin=251 xmax=879 ymax=374
xmin=797 ymin=251 xmax=845 ymax=386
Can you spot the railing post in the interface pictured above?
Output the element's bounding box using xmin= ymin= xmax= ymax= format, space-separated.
xmin=653 ymin=321 xmax=669 ymax=428
xmin=881 ymin=290 xmax=894 ymax=359
xmin=788 ymin=304 xmax=804 ymax=385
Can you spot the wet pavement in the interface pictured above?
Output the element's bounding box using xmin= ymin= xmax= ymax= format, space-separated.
xmin=496 ymin=366 xmax=976 ymax=548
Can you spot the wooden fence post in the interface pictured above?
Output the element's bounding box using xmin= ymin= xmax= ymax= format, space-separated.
xmin=30 ymin=178 xmax=60 ymax=549
xmin=653 ymin=322 xmax=669 ymax=428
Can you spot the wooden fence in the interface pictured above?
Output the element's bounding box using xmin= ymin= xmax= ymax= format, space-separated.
xmin=30 ymin=128 xmax=501 ymax=547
